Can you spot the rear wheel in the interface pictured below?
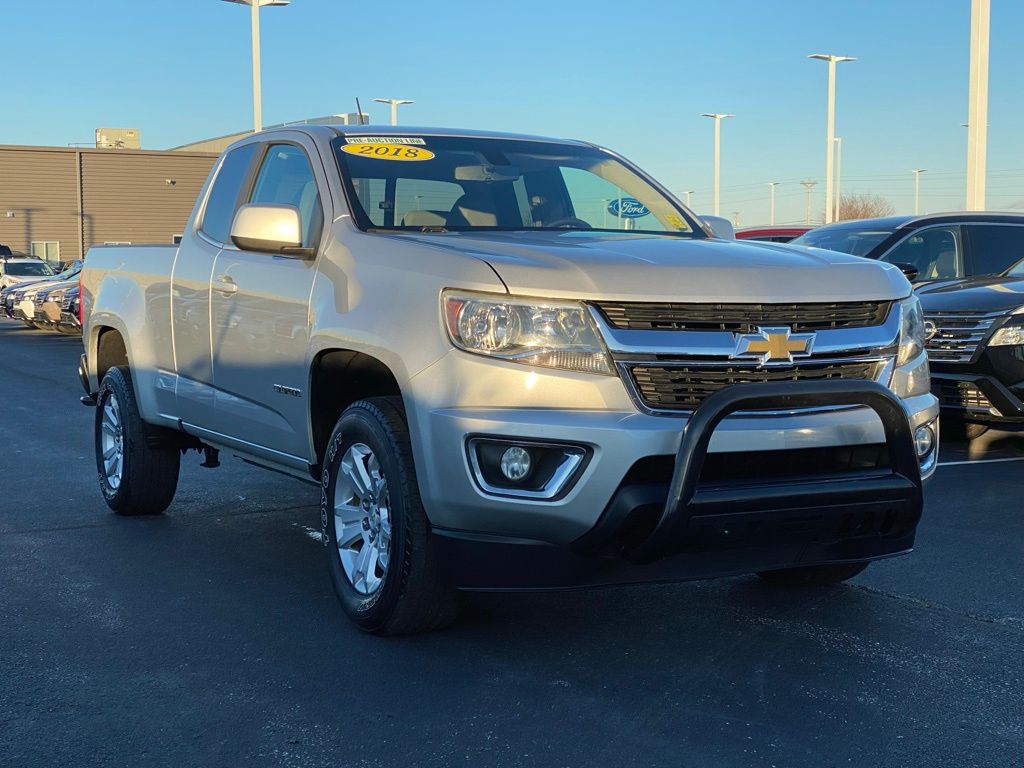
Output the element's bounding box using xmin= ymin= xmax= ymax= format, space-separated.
xmin=95 ymin=366 xmax=180 ymax=515
xmin=756 ymin=562 xmax=868 ymax=586
xmin=321 ymin=396 xmax=458 ymax=635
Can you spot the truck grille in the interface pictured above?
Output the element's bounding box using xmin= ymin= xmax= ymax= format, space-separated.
xmin=60 ymin=295 xmax=72 ymax=311
xmin=627 ymin=360 xmax=882 ymax=411
xmin=937 ymin=381 xmax=998 ymax=413
xmin=924 ymin=310 xmax=1007 ymax=363
xmin=594 ymin=300 xmax=891 ymax=333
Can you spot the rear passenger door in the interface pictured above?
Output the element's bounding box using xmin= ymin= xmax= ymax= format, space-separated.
xmin=964 ymin=224 xmax=1024 ymax=276
xmin=207 ymin=137 xmax=328 ymax=464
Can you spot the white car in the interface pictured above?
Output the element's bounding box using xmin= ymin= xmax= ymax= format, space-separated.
xmin=0 ymin=258 xmax=55 ymax=290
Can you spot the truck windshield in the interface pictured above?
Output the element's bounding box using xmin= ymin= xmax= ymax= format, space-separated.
xmin=332 ymin=135 xmax=699 ymax=237
xmin=5 ymin=262 xmax=54 ymax=276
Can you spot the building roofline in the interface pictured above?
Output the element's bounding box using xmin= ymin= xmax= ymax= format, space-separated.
xmin=0 ymin=143 xmax=219 ymax=158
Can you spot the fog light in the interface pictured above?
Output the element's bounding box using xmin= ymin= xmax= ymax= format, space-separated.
xmin=499 ymin=446 xmax=532 ymax=482
xmin=914 ymin=424 xmax=935 ymax=458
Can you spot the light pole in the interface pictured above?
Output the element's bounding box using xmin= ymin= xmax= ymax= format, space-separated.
xmin=767 ymin=182 xmax=779 ymax=225
xmin=966 ymin=0 xmax=989 ymax=210
xmin=833 ymin=136 xmax=843 ymax=221
xmin=222 ymin=0 xmax=290 ymax=134
xmin=800 ymin=179 xmax=818 ymax=225
xmin=373 ymin=98 xmax=414 ymax=126
xmin=808 ymin=53 xmax=855 ymax=224
xmin=912 ymin=169 xmax=927 ymax=215
xmin=684 ymin=190 xmax=695 ymax=208
xmin=700 ymin=113 xmax=734 ymax=216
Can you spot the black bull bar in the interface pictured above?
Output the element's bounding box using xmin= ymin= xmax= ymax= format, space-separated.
xmin=624 ymin=379 xmax=924 ymax=563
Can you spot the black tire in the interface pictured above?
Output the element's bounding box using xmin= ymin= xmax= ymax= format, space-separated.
xmin=943 ymin=417 xmax=989 ymax=441
xmin=95 ymin=365 xmax=180 ymax=515
xmin=756 ymin=561 xmax=869 ymax=587
xmin=320 ymin=396 xmax=458 ymax=635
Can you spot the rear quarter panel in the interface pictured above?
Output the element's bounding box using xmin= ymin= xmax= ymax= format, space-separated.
xmin=82 ymin=244 xmax=178 ymax=421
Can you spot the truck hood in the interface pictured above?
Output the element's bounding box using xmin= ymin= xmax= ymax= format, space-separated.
xmin=916 ymin=275 xmax=1024 ymax=313
xmin=396 ymin=231 xmax=910 ymax=303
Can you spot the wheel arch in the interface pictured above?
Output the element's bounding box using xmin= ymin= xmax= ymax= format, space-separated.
xmin=308 ymin=349 xmax=404 ymax=474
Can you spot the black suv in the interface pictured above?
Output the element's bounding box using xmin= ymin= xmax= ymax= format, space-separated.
xmin=916 ymin=259 xmax=1024 ymax=438
xmin=792 ymin=213 xmax=1024 ymax=283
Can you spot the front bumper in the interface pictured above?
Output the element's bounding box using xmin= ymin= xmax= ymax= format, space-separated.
xmin=931 ymin=349 xmax=1024 ymax=425
xmin=429 ymin=380 xmax=928 ymax=589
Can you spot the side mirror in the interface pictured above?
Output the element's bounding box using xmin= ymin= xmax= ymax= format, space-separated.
xmin=890 ymin=262 xmax=920 ymax=282
xmin=700 ymin=214 xmax=735 ymax=239
xmin=230 ymin=204 xmax=315 ymax=258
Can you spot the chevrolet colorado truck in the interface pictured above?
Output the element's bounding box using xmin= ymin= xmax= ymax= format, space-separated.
xmin=79 ymin=125 xmax=938 ymax=634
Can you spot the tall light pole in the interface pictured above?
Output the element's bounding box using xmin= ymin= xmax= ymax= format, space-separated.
xmin=767 ymin=182 xmax=779 ymax=225
xmin=833 ymin=137 xmax=843 ymax=221
xmin=801 ymin=179 xmax=818 ymax=225
xmin=373 ymin=98 xmax=414 ymax=126
xmin=966 ymin=0 xmax=990 ymax=210
xmin=684 ymin=190 xmax=695 ymax=208
xmin=912 ymin=169 xmax=927 ymax=215
xmin=222 ymin=0 xmax=290 ymax=134
xmin=808 ymin=53 xmax=855 ymax=224
xmin=701 ymin=113 xmax=734 ymax=216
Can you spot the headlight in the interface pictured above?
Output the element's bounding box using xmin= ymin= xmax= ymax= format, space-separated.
xmin=989 ymin=318 xmax=1024 ymax=346
xmin=443 ymin=291 xmax=614 ymax=375
xmin=897 ymin=295 xmax=925 ymax=365
xmin=46 ymin=291 xmax=65 ymax=303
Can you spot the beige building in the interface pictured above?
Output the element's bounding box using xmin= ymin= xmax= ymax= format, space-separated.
xmin=0 ymin=145 xmax=217 ymax=264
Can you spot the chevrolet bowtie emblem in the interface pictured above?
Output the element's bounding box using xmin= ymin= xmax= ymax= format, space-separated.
xmin=733 ymin=326 xmax=815 ymax=364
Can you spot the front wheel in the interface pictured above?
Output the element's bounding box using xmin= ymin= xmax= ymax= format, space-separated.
xmin=321 ymin=397 xmax=458 ymax=635
xmin=756 ymin=562 xmax=869 ymax=586
xmin=95 ymin=366 xmax=180 ymax=515
xmin=943 ymin=418 xmax=989 ymax=441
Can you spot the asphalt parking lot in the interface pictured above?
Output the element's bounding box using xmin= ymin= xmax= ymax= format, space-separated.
xmin=1 ymin=320 xmax=1021 ymax=768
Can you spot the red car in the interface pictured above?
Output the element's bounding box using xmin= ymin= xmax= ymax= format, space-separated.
xmin=735 ymin=225 xmax=813 ymax=243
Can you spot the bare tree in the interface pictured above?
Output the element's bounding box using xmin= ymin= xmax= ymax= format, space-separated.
xmin=836 ymin=193 xmax=896 ymax=221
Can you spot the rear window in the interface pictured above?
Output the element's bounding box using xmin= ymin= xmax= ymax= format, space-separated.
xmin=5 ymin=262 xmax=54 ymax=276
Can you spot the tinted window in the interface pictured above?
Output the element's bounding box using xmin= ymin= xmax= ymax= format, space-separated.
xmin=967 ymin=225 xmax=1024 ymax=276
xmin=882 ymin=226 xmax=962 ymax=280
xmin=201 ymin=144 xmax=259 ymax=244
xmin=248 ymin=144 xmax=322 ymax=248
xmin=5 ymin=262 xmax=54 ymax=276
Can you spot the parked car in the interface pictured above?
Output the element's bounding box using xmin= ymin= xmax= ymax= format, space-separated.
xmin=916 ymin=257 xmax=1024 ymax=438
xmin=33 ymin=279 xmax=80 ymax=330
xmin=2 ymin=263 xmax=82 ymax=321
xmin=57 ymin=284 xmax=82 ymax=335
xmin=0 ymin=257 xmax=54 ymax=290
xmin=792 ymin=213 xmax=1024 ymax=283
xmin=736 ymin=225 xmax=813 ymax=243
xmin=79 ymin=124 xmax=936 ymax=635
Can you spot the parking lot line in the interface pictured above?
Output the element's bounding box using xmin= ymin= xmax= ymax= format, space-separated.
xmin=938 ymin=456 xmax=1024 ymax=467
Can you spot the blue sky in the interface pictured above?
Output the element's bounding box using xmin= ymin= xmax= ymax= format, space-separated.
xmin=4 ymin=0 xmax=1022 ymax=225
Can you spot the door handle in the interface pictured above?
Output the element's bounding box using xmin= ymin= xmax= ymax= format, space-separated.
xmin=213 ymin=275 xmax=238 ymax=295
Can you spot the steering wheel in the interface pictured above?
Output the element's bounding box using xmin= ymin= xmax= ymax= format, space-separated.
xmin=543 ymin=217 xmax=592 ymax=230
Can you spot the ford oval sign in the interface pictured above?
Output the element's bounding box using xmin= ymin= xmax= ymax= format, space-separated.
xmin=607 ymin=198 xmax=651 ymax=219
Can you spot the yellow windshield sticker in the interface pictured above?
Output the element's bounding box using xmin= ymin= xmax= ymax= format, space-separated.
xmin=344 ymin=136 xmax=425 ymax=145
xmin=341 ymin=143 xmax=435 ymax=161
xmin=666 ymin=213 xmax=686 ymax=229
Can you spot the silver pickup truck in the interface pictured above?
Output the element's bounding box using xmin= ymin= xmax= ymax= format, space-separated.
xmin=79 ymin=125 xmax=938 ymax=634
